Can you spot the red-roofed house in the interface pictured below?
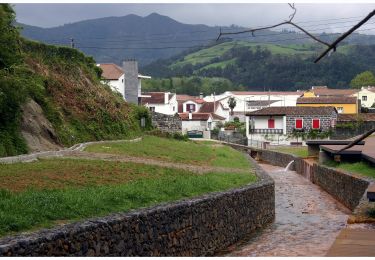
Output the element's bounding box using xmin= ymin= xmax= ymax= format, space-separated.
xmin=97 ymin=63 xmax=151 ymax=101
xmin=140 ymin=92 xmax=177 ymax=115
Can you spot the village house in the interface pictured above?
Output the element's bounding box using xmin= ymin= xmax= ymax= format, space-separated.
xmin=97 ymin=62 xmax=151 ymax=104
xmin=245 ymin=106 xmax=338 ymax=145
xmin=204 ymin=91 xmax=303 ymax=122
xmin=176 ymin=94 xmax=205 ymax=113
xmin=357 ymin=86 xmax=375 ymax=108
xmin=140 ymin=92 xmax=178 ymax=115
xmin=296 ymin=96 xmax=359 ymax=114
xmin=179 ymin=112 xmax=226 ymax=135
xmin=303 ymin=86 xmax=359 ymax=97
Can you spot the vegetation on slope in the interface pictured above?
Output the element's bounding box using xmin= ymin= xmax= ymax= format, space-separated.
xmin=143 ymin=39 xmax=375 ymax=90
xmin=0 ymin=4 xmax=149 ymax=157
xmin=0 ymin=158 xmax=256 ymax=236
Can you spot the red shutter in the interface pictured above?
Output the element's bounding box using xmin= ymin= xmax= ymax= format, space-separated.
xmin=295 ymin=119 xmax=303 ymax=129
xmin=312 ymin=119 xmax=320 ymax=129
xmin=268 ymin=119 xmax=275 ymax=129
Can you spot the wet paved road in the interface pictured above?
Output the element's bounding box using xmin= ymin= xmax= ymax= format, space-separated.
xmin=226 ymin=163 xmax=351 ymax=257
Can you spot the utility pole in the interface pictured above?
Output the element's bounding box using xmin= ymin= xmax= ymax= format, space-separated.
xmin=70 ymin=38 xmax=75 ymax=48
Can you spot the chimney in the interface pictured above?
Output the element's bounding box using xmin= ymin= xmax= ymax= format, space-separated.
xmin=188 ymin=111 xmax=192 ymax=120
xmin=164 ymin=92 xmax=169 ymax=104
xmin=199 ymin=92 xmax=203 ymax=99
xmin=123 ymin=59 xmax=139 ymax=105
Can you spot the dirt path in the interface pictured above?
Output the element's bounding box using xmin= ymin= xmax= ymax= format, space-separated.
xmin=224 ymin=163 xmax=350 ymax=256
xmin=62 ymin=151 xmax=249 ymax=174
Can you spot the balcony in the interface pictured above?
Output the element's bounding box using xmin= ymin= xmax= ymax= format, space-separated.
xmin=249 ymin=128 xmax=283 ymax=134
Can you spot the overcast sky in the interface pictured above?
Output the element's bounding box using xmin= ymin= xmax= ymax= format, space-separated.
xmin=13 ymin=3 xmax=375 ymax=34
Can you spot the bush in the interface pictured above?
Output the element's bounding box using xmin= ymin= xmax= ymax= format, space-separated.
xmin=146 ymin=129 xmax=188 ymax=141
xmin=367 ymin=207 xmax=375 ymax=218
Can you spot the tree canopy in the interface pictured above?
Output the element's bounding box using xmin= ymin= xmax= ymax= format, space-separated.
xmin=350 ymin=71 xmax=375 ymax=89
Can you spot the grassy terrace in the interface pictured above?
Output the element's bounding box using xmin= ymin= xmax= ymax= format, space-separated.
xmin=84 ymin=136 xmax=251 ymax=169
xmin=0 ymin=138 xmax=256 ymax=236
xmin=324 ymin=161 xmax=375 ymax=179
xmin=270 ymin=146 xmax=309 ymax=158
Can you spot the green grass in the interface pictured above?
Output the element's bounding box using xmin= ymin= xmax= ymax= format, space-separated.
xmin=85 ymin=136 xmax=251 ymax=169
xmin=270 ymin=146 xmax=309 ymax=158
xmin=0 ymin=158 xmax=256 ymax=236
xmin=324 ymin=160 xmax=375 ymax=179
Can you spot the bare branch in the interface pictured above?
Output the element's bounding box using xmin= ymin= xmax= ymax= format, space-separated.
xmin=314 ymin=9 xmax=375 ymax=63
xmin=216 ymin=3 xmax=330 ymax=47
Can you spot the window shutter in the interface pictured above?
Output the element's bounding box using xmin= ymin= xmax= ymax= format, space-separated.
xmin=312 ymin=119 xmax=320 ymax=129
xmin=295 ymin=118 xmax=303 ymax=129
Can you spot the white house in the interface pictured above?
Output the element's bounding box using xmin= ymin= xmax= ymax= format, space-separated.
xmin=97 ymin=63 xmax=151 ymax=102
xmin=140 ymin=92 xmax=178 ymax=115
xmin=245 ymin=106 xmax=338 ymax=146
xmin=179 ymin=112 xmax=226 ymax=134
xmin=355 ymin=86 xmax=375 ymax=108
xmin=204 ymin=91 xmax=303 ymax=122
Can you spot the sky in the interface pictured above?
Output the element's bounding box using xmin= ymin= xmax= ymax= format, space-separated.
xmin=13 ymin=3 xmax=375 ymax=34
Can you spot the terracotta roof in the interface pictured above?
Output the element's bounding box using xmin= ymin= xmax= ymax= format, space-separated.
xmin=98 ymin=63 xmax=124 ymax=80
xmin=140 ymin=92 xmax=173 ymax=105
xmin=179 ymin=113 xmax=211 ymax=121
xmin=231 ymin=91 xmax=303 ymax=96
xmin=338 ymin=113 xmax=375 ymax=122
xmin=179 ymin=112 xmax=225 ymax=121
xmin=297 ymin=96 xmax=357 ymax=104
xmin=199 ymin=102 xmax=220 ymax=113
xmin=246 ymin=106 xmax=337 ymax=116
xmin=310 ymin=88 xmax=358 ymax=96
xmin=247 ymin=100 xmax=280 ymax=106
xmin=176 ymin=94 xmax=198 ymax=101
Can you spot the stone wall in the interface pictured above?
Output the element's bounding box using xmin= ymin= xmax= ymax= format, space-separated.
xmin=286 ymin=113 xmax=337 ymax=134
xmin=253 ymin=148 xmax=369 ymax=211
xmin=0 ymin=156 xmax=275 ymax=256
xmin=312 ymin=164 xmax=369 ymax=210
xmin=151 ymin=112 xmax=182 ymax=134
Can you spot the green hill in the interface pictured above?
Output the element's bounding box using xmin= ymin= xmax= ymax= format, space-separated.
xmin=0 ymin=4 xmax=148 ymax=157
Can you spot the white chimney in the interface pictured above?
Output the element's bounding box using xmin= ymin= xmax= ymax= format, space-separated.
xmin=164 ymin=92 xmax=169 ymax=104
xmin=199 ymin=92 xmax=203 ymax=99
xmin=188 ymin=112 xmax=192 ymax=120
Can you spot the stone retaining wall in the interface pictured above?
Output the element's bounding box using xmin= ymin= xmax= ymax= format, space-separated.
xmin=0 ymin=156 xmax=275 ymax=256
xmin=252 ymin=148 xmax=369 ymax=211
xmin=151 ymin=112 xmax=182 ymax=134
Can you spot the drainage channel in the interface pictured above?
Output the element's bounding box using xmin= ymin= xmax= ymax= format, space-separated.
xmin=223 ymin=163 xmax=350 ymax=257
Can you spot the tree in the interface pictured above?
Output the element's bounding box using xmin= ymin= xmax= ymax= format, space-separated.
xmin=227 ymin=96 xmax=236 ymax=116
xmin=350 ymin=71 xmax=375 ymax=89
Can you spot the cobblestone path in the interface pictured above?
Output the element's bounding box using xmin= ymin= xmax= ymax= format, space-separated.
xmin=225 ymin=163 xmax=351 ymax=256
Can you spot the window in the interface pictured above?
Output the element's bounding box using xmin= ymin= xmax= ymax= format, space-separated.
xmin=149 ymin=107 xmax=155 ymax=112
xmin=268 ymin=118 xmax=275 ymax=129
xmin=312 ymin=118 xmax=320 ymax=129
xmin=186 ymin=104 xmax=196 ymax=112
xmin=362 ymin=96 xmax=367 ymax=101
xmin=173 ymin=106 xmax=175 ymax=111
xmin=337 ymin=107 xmax=344 ymax=113
xmin=295 ymin=118 xmax=303 ymax=129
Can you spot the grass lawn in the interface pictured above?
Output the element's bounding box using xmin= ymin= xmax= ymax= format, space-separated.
xmin=324 ymin=160 xmax=375 ymax=179
xmin=0 ymin=158 xmax=256 ymax=236
xmin=84 ymin=136 xmax=251 ymax=169
xmin=270 ymin=146 xmax=309 ymax=158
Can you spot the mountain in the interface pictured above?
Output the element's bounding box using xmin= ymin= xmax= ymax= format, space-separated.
xmin=18 ymin=13 xmax=375 ymax=67
xmin=142 ymin=40 xmax=375 ymax=91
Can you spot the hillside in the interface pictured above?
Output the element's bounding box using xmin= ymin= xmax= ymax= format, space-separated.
xmin=18 ymin=12 xmax=375 ymax=66
xmin=0 ymin=4 xmax=148 ymax=157
xmin=142 ymin=40 xmax=375 ymax=90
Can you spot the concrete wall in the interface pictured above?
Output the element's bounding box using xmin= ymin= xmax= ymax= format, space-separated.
xmin=151 ymin=112 xmax=182 ymax=134
xmin=123 ymin=60 xmax=139 ymax=104
xmin=0 ymin=157 xmax=275 ymax=256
